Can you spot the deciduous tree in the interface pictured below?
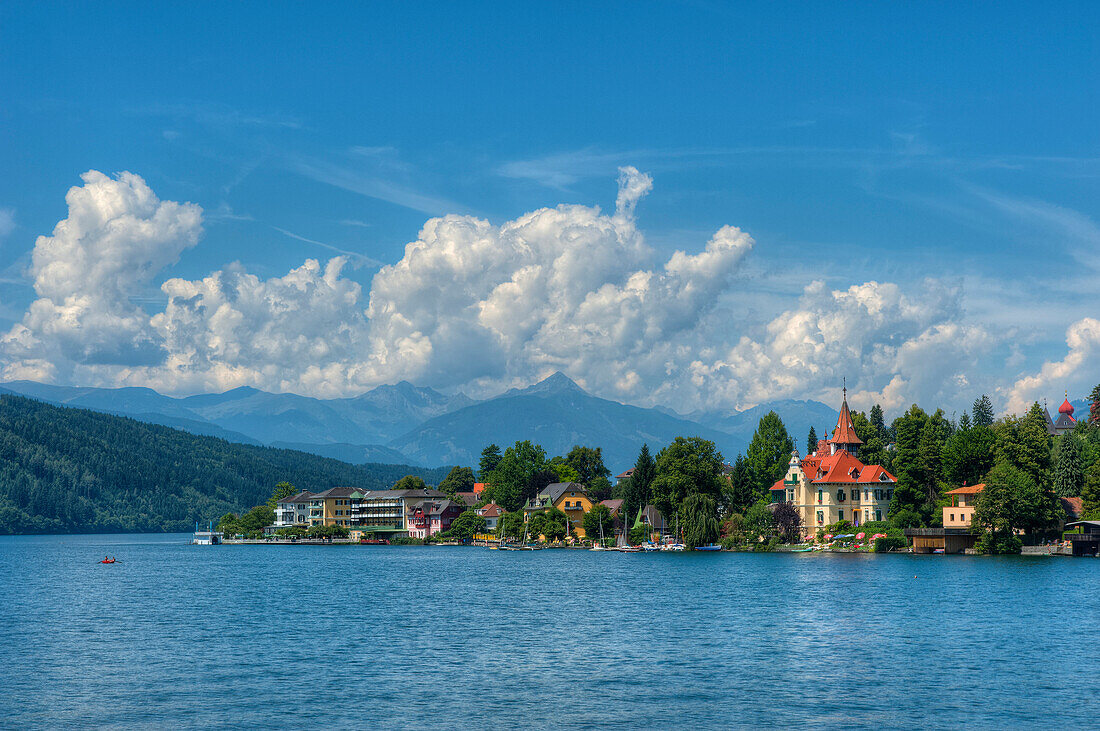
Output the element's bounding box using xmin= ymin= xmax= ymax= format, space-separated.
xmin=267 ymin=481 xmax=296 ymax=508
xmin=393 ymin=475 xmax=428 ymax=492
xmin=445 ymin=511 xmax=486 ymax=541
xmin=773 ymin=501 xmax=803 ymax=543
xmin=582 ymin=503 xmax=614 ymax=542
xmin=437 ymin=466 xmax=475 ymax=499
xmin=650 ymin=437 xmax=724 ymax=521
xmin=681 ymin=493 xmax=719 ymax=550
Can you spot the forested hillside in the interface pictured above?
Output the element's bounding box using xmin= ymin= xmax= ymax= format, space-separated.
xmin=0 ymin=395 xmax=449 ymax=534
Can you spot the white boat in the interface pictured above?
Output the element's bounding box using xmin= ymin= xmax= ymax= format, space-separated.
xmin=192 ymin=521 xmax=222 ymax=545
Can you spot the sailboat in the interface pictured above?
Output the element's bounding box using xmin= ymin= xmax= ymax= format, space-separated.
xmin=590 ymin=514 xmax=610 ymax=551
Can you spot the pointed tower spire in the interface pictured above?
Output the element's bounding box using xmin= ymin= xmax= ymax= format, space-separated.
xmin=830 ymin=379 xmax=863 ymax=455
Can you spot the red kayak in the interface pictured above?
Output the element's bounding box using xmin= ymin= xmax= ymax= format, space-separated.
xmin=100 ymin=558 xmax=116 ymax=564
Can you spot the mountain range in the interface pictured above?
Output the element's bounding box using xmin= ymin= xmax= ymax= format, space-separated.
xmin=0 ymin=374 xmax=839 ymax=471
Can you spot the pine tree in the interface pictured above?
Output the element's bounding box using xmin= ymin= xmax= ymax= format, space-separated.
xmin=1090 ymin=384 xmax=1100 ymax=427
xmin=869 ymin=404 xmax=886 ymax=438
xmin=806 ymin=426 xmax=817 ymax=455
xmin=726 ymin=454 xmax=756 ymax=514
xmin=972 ymin=395 xmax=995 ymax=427
xmin=624 ymin=443 xmax=656 ymax=525
xmin=1082 ymin=461 xmax=1100 ymax=518
xmin=1052 ymin=433 xmax=1084 ymax=497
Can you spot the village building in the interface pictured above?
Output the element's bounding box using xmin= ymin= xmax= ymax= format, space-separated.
xmin=770 ymin=388 xmax=897 ymax=536
xmin=406 ymin=498 xmax=464 ymax=538
xmin=274 ymin=491 xmax=316 ymax=527
xmin=523 ymin=482 xmax=594 ymax=538
xmin=476 ymin=502 xmax=502 ymax=532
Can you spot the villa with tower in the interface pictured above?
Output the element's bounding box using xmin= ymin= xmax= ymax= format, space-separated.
xmin=771 ymin=388 xmax=897 ymax=536
xmin=1043 ymin=395 xmax=1077 ymax=436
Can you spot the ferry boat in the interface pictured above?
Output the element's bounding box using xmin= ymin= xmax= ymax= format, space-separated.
xmin=192 ymin=521 xmax=223 ymax=545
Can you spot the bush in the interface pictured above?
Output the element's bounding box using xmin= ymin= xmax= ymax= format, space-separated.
xmin=975 ymin=532 xmax=1023 ymax=554
xmin=872 ymin=527 xmax=907 ymax=553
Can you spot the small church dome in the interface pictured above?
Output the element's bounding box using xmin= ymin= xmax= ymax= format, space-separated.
xmin=1059 ymin=397 xmax=1074 ymax=416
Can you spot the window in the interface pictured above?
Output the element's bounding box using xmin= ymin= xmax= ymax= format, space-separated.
xmin=874 ymin=489 xmax=881 ymax=500
xmin=817 ymin=511 xmax=824 ymax=524
xmin=950 ymin=514 xmax=955 ymax=522
xmin=876 ymin=511 xmax=882 ymax=521
xmin=818 ymin=490 xmax=823 ymax=504
xmin=838 ymin=509 xmax=844 ymax=521
xmin=837 ymin=489 xmax=846 ymax=502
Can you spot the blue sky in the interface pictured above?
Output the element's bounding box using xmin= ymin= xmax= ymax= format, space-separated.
xmin=0 ymin=1 xmax=1097 ymax=416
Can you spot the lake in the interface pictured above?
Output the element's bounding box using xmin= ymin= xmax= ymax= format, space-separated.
xmin=2 ymin=534 xmax=1098 ymax=729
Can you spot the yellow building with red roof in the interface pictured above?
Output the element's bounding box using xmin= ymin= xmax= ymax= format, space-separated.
xmin=770 ymin=387 xmax=897 ymax=536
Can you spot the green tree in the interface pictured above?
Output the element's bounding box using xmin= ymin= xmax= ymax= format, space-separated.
xmin=806 ymin=426 xmax=817 ymax=455
xmin=869 ymin=404 xmax=886 ymax=438
xmin=587 ymin=475 xmax=613 ymax=502
xmin=267 ymin=481 xmax=297 ymax=509
xmin=997 ymin=403 xmax=1052 ymax=486
xmin=582 ymin=503 xmax=614 ymax=542
xmin=650 ymin=437 xmax=724 ymax=521
xmin=743 ymin=499 xmax=777 ymax=542
xmin=564 ymin=445 xmax=611 ymax=486
xmin=393 ymin=475 xmax=429 ymax=492
xmin=1090 ymin=384 xmax=1100 ymax=428
xmin=479 ymin=444 xmax=502 ymax=477
xmin=216 ymin=512 xmax=239 ymax=535
xmin=917 ymin=409 xmax=952 ymax=513
xmin=1052 ymin=433 xmax=1084 ymax=497
xmin=745 ymin=412 xmax=794 ymax=500
xmin=972 ymin=394 xmax=995 ymax=427
xmin=548 ymin=457 xmax=581 ymax=484
xmin=497 ymin=511 xmax=525 ymax=540
xmin=725 ymin=454 xmax=756 ymax=515
xmin=445 ymin=511 xmax=486 ymax=541
xmin=972 ymin=462 xmax=1047 ymax=553
xmin=1080 ymin=460 xmax=1100 ymax=518
xmin=681 ymin=493 xmax=719 ymax=550
xmin=437 ymin=466 xmax=476 ymax=499
xmin=942 ymin=423 xmax=996 ymax=487
xmin=484 ymin=440 xmax=550 ymax=512
xmin=528 ymin=507 xmax=568 ymax=542
xmin=624 ymin=444 xmax=657 ymax=524
xmin=887 ymin=405 xmax=930 ymax=525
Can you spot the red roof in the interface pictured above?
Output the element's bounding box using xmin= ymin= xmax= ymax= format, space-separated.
xmin=1059 ymin=397 xmax=1075 ymax=416
xmin=802 ymin=450 xmax=895 ymax=485
xmin=600 ymin=499 xmax=624 ymax=515
xmin=1061 ymin=496 xmax=1083 ymax=518
xmin=831 ymin=397 xmax=863 ymax=446
xmin=616 ymin=468 xmax=635 ymax=480
xmin=770 ymin=479 xmax=786 ymax=491
xmin=473 ymin=482 xmax=487 ymax=494
xmin=946 ymin=483 xmax=985 ymax=495
xmin=478 ymin=502 xmax=501 ymax=517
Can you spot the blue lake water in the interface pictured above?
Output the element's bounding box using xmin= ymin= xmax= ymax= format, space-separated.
xmin=2 ymin=534 xmax=1099 ymax=729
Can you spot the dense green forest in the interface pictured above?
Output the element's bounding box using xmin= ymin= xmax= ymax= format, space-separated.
xmin=0 ymin=395 xmax=449 ymax=534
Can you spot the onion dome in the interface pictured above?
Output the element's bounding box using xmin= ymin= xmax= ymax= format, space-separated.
xmin=1059 ymin=397 xmax=1074 ymax=416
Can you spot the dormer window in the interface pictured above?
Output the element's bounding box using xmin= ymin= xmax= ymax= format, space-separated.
xmin=849 ymin=467 xmax=860 ymax=479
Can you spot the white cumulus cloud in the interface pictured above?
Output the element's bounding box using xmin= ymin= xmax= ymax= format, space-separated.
xmin=0 ymin=167 xmax=999 ymax=416
xmin=1004 ymin=317 xmax=1100 ymax=414
xmin=1 ymin=171 xmax=201 ymax=380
